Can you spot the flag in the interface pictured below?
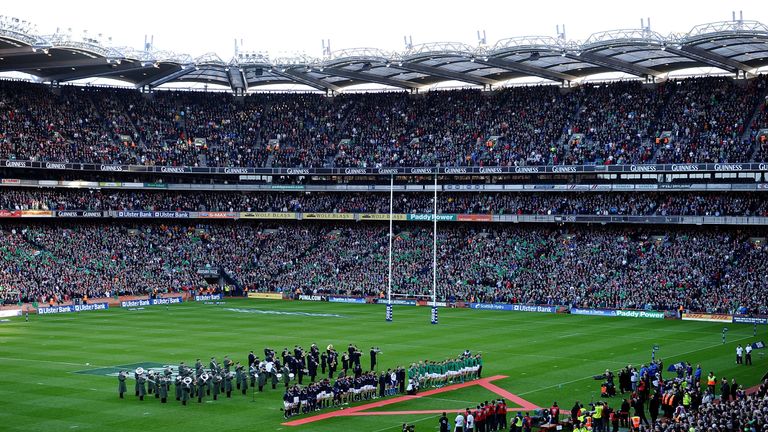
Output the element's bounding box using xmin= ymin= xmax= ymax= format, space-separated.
xmin=667 ymin=362 xmax=685 ymax=372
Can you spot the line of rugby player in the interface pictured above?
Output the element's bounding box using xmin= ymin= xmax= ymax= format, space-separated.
xmin=283 ymin=350 xmax=483 ymax=417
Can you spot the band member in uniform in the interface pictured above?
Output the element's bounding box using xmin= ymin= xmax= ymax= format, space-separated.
xmin=235 ymin=362 xmax=243 ymax=390
xmin=309 ymin=344 xmax=319 ymax=369
xmin=209 ymin=357 xmax=218 ymax=373
xmin=248 ymin=351 xmax=256 ymax=367
xmin=271 ymin=367 xmax=280 ymax=390
xmin=370 ymin=347 xmax=382 ymax=371
xmin=197 ymin=374 xmax=208 ymax=403
xmin=118 ymin=370 xmax=127 ymax=399
xmin=321 ymin=350 xmax=328 ymax=375
xmin=155 ymin=376 xmax=166 ymax=403
xmin=145 ymin=370 xmax=153 ymax=396
xmin=264 ymin=347 xmax=275 ymax=362
xmin=153 ymin=373 xmax=163 ymax=401
xmin=158 ymin=376 xmax=169 ymax=403
xmin=224 ymin=372 xmax=233 ymax=398
xmin=328 ymin=349 xmax=338 ymax=378
xmin=308 ymin=355 xmax=318 ymax=383
xmin=212 ymin=373 xmax=222 ymax=400
xmin=258 ymin=365 xmax=268 ymax=392
xmin=175 ymin=375 xmax=182 ymax=400
xmin=239 ymin=367 xmax=249 ymax=395
xmin=181 ymin=377 xmax=192 ymax=406
xmin=223 ymin=356 xmax=233 ymax=373
xmin=351 ymin=346 xmax=362 ymax=368
xmin=279 ymin=364 xmax=290 ymax=388
xmin=137 ymin=371 xmax=147 ymax=401
xmin=134 ymin=368 xmax=141 ymax=396
xmin=296 ymin=352 xmax=306 ymax=385
xmin=250 ymin=363 xmax=258 ymax=388
xmin=341 ymin=352 xmax=350 ymax=375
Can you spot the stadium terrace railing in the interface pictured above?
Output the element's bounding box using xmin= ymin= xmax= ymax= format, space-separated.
xmin=2 ymin=160 xmax=768 ymax=176
xmin=2 ymin=178 xmax=767 ymax=192
xmin=3 ymin=209 xmax=768 ymax=225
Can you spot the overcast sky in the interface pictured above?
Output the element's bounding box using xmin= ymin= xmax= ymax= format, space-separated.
xmin=3 ymin=0 xmax=767 ymax=60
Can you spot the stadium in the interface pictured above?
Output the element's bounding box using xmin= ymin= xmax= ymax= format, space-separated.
xmin=1 ymin=3 xmax=768 ymax=432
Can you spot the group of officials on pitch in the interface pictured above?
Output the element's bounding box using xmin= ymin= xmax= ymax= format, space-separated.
xmin=439 ymin=399 xmax=509 ymax=432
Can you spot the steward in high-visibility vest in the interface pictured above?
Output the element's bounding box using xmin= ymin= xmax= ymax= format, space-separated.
xmin=593 ymin=404 xmax=603 ymax=420
xmin=707 ymin=372 xmax=716 ymax=391
xmin=662 ymin=393 xmax=674 ymax=418
xmin=631 ymin=416 xmax=641 ymax=430
xmin=682 ymin=392 xmax=691 ymax=408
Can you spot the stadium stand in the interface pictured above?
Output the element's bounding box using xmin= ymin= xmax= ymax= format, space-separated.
xmin=2 ymin=77 xmax=768 ymax=168
xmin=3 ymin=222 xmax=766 ymax=318
xmin=654 ymin=77 xmax=765 ymax=163
xmin=3 ymin=189 xmax=768 ymax=216
xmin=564 ymin=81 xmax=666 ymax=165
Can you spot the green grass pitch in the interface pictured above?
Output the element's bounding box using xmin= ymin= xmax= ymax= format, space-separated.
xmin=0 ymin=299 xmax=765 ymax=432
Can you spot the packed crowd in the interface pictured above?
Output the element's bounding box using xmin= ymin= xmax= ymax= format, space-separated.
xmin=654 ymin=77 xmax=765 ymax=164
xmin=1 ymin=222 xmax=766 ymax=316
xmin=0 ymin=223 xmax=206 ymax=305
xmin=647 ymin=388 xmax=768 ymax=432
xmin=4 ymin=188 xmax=768 ymax=217
xmin=2 ymin=76 xmax=767 ymax=168
xmin=613 ymin=361 xmax=767 ymax=432
xmin=565 ymin=81 xmax=666 ymax=165
xmin=749 ymin=89 xmax=768 ymax=162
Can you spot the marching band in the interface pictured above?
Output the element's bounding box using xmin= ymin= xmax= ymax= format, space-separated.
xmin=119 ymin=358 xmax=260 ymax=406
xmin=118 ymin=344 xmax=482 ymax=418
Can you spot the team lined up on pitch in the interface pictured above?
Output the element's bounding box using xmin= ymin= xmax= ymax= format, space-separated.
xmin=283 ymin=350 xmax=483 ymax=418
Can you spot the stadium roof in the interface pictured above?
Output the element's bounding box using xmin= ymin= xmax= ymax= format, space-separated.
xmin=1 ymin=17 xmax=767 ymax=92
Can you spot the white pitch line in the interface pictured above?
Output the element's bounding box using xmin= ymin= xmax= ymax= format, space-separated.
xmin=421 ymin=396 xmax=478 ymax=405
xmin=0 ymin=356 xmax=104 ymax=368
xmin=370 ymin=414 xmax=440 ymax=432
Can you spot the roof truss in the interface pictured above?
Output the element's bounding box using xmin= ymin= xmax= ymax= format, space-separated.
xmin=478 ymin=56 xmax=576 ymax=82
xmin=569 ymin=51 xmax=662 ymax=77
xmin=321 ymin=66 xmax=421 ymax=89
xmin=398 ymin=61 xmax=497 ymax=86
xmin=273 ymin=68 xmax=340 ymax=92
xmin=669 ymin=45 xmax=753 ymax=72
